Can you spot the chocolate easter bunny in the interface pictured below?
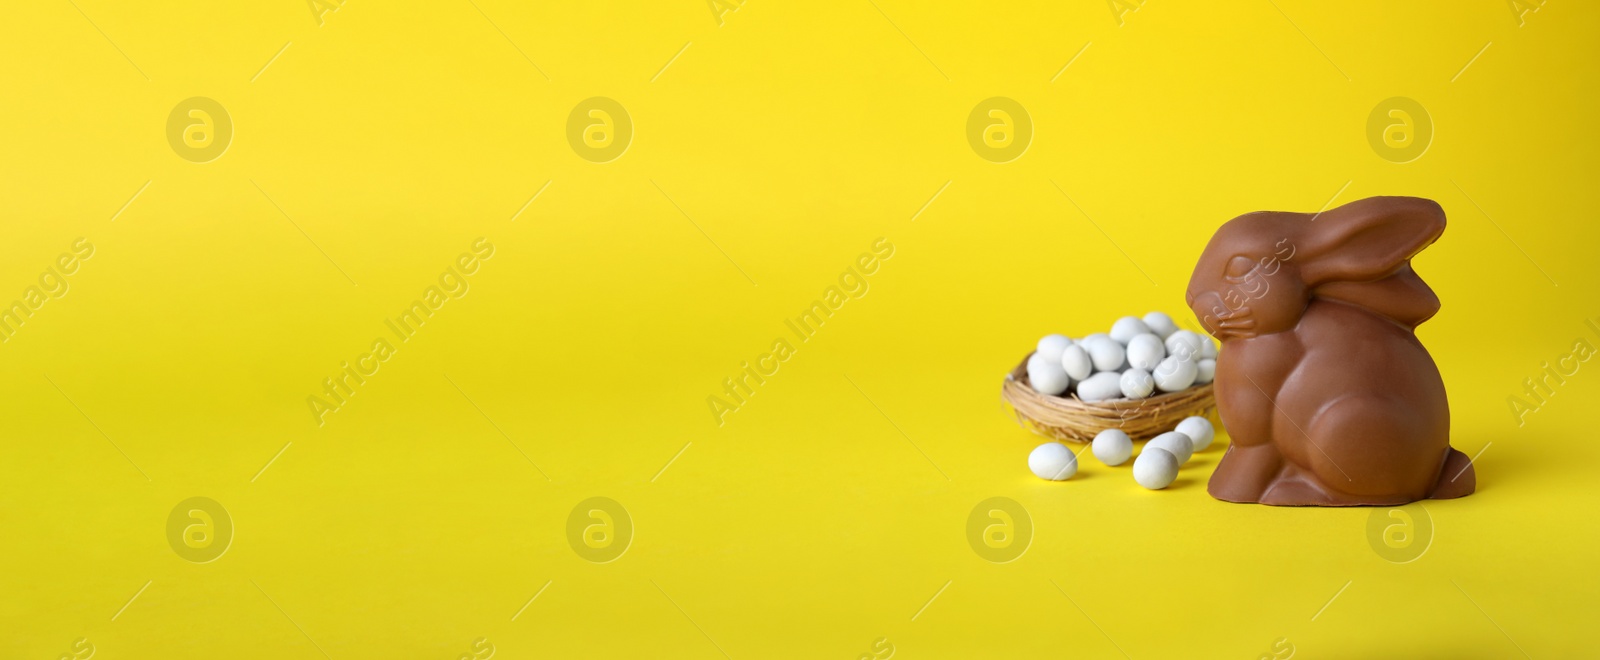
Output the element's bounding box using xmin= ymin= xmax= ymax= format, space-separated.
xmin=1186 ymin=196 xmax=1474 ymax=506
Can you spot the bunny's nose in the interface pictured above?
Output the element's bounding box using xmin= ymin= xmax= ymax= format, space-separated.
xmin=1188 ymin=290 xmax=1227 ymax=334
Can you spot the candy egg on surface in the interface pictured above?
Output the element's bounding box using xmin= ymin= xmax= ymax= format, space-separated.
xmin=1119 ymin=368 xmax=1154 ymax=399
xmin=1085 ymin=339 xmax=1125 ymax=372
xmin=1060 ymin=344 xmax=1093 ymax=380
xmin=1147 ymin=431 xmax=1194 ymax=463
xmin=1133 ymin=448 xmax=1180 ymax=489
xmin=1027 ymin=355 xmax=1071 ymax=395
xmin=1092 ymin=429 xmax=1133 ymax=466
xmin=1125 ymin=333 xmax=1166 ymax=371
xmin=1153 ymin=355 xmax=1198 ymax=392
xmin=1164 ymin=330 xmax=1204 ymax=361
xmin=1195 ymin=358 xmax=1217 ymax=384
xmin=1109 ymin=316 xmax=1152 ymax=344
xmin=1143 ymin=311 xmax=1179 ymax=339
xmin=1176 ymin=416 xmax=1216 ymax=452
xmin=1199 ymin=336 xmax=1218 ymax=360
xmin=1075 ymin=372 xmax=1123 ymax=402
xmin=1029 ymin=442 xmax=1078 ymax=481
xmin=1036 ymin=334 xmax=1072 ymax=363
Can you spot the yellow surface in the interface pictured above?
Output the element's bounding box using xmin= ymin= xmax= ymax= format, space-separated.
xmin=1 ymin=1 xmax=1596 ymax=657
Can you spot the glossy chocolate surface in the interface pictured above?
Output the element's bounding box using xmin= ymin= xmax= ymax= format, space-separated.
xmin=1186 ymin=196 xmax=1475 ymax=506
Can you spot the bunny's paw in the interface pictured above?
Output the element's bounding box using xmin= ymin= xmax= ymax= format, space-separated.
xmin=1259 ymin=471 xmax=1345 ymax=506
xmin=1206 ymin=445 xmax=1281 ymax=504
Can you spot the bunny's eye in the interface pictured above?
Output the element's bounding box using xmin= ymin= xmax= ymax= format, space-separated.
xmin=1223 ymin=256 xmax=1256 ymax=280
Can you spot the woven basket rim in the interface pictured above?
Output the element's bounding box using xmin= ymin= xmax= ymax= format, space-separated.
xmin=1000 ymin=352 xmax=1215 ymax=442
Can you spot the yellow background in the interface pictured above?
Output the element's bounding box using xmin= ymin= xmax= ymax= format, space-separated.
xmin=2 ymin=0 xmax=1596 ymax=657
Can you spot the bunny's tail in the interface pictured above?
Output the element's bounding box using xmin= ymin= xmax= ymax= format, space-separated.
xmin=1429 ymin=447 xmax=1475 ymax=499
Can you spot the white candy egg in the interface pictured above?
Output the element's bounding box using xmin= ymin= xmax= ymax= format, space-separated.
xmin=1075 ymin=372 xmax=1124 ymax=402
xmin=1029 ymin=442 xmax=1078 ymax=481
xmin=1085 ymin=339 xmax=1125 ymax=372
xmin=1109 ymin=316 xmax=1152 ymax=344
xmin=1079 ymin=335 xmax=1110 ymax=356
xmin=1060 ymin=344 xmax=1093 ymax=380
xmin=1195 ymin=358 xmax=1216 ymax=384
xmin=1165 ymin=330 xmax=1204 ymax=361
xmin=1125 ymin=333 xmax=1166 ymax=371
xmin=1036 ymin=334 xmax=1072 ymax=363
xmin=1119 ymin=368 xmax=1154 ymax=399
xmin=1199 ymin=336 xmax=1218 ymax=360
xmin=1027 ymin=355 xmax=1071 ymax=395
xmin=1092 ymin=429 xmax=1133 ymax=466
xmin=1143 ymin=311 xmax=1179 ymax=339
xmin=1153 ymin=355 xmax=1198 ymax=392
xmin=1133 ymin=447 xmax=1180 ymax=489
xmin=1176 ymin=416 xmax=1215 ymax=452
xmin=1148 ymin=431 xmax=1194 ymax=464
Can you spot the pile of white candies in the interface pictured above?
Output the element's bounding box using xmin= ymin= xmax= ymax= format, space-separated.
xmin=1027 ymin=416 xmax=1215 ymax=490
xmin=1026 ymin=312 xmax=1217 ymax=401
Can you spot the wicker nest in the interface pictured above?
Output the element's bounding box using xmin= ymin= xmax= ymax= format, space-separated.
xmin=1001 ymin=352 xmax=1216 ymax=443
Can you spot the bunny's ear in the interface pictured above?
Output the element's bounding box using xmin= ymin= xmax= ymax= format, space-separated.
xmin=1300 ymin=196 xmax=1446 ymax=287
